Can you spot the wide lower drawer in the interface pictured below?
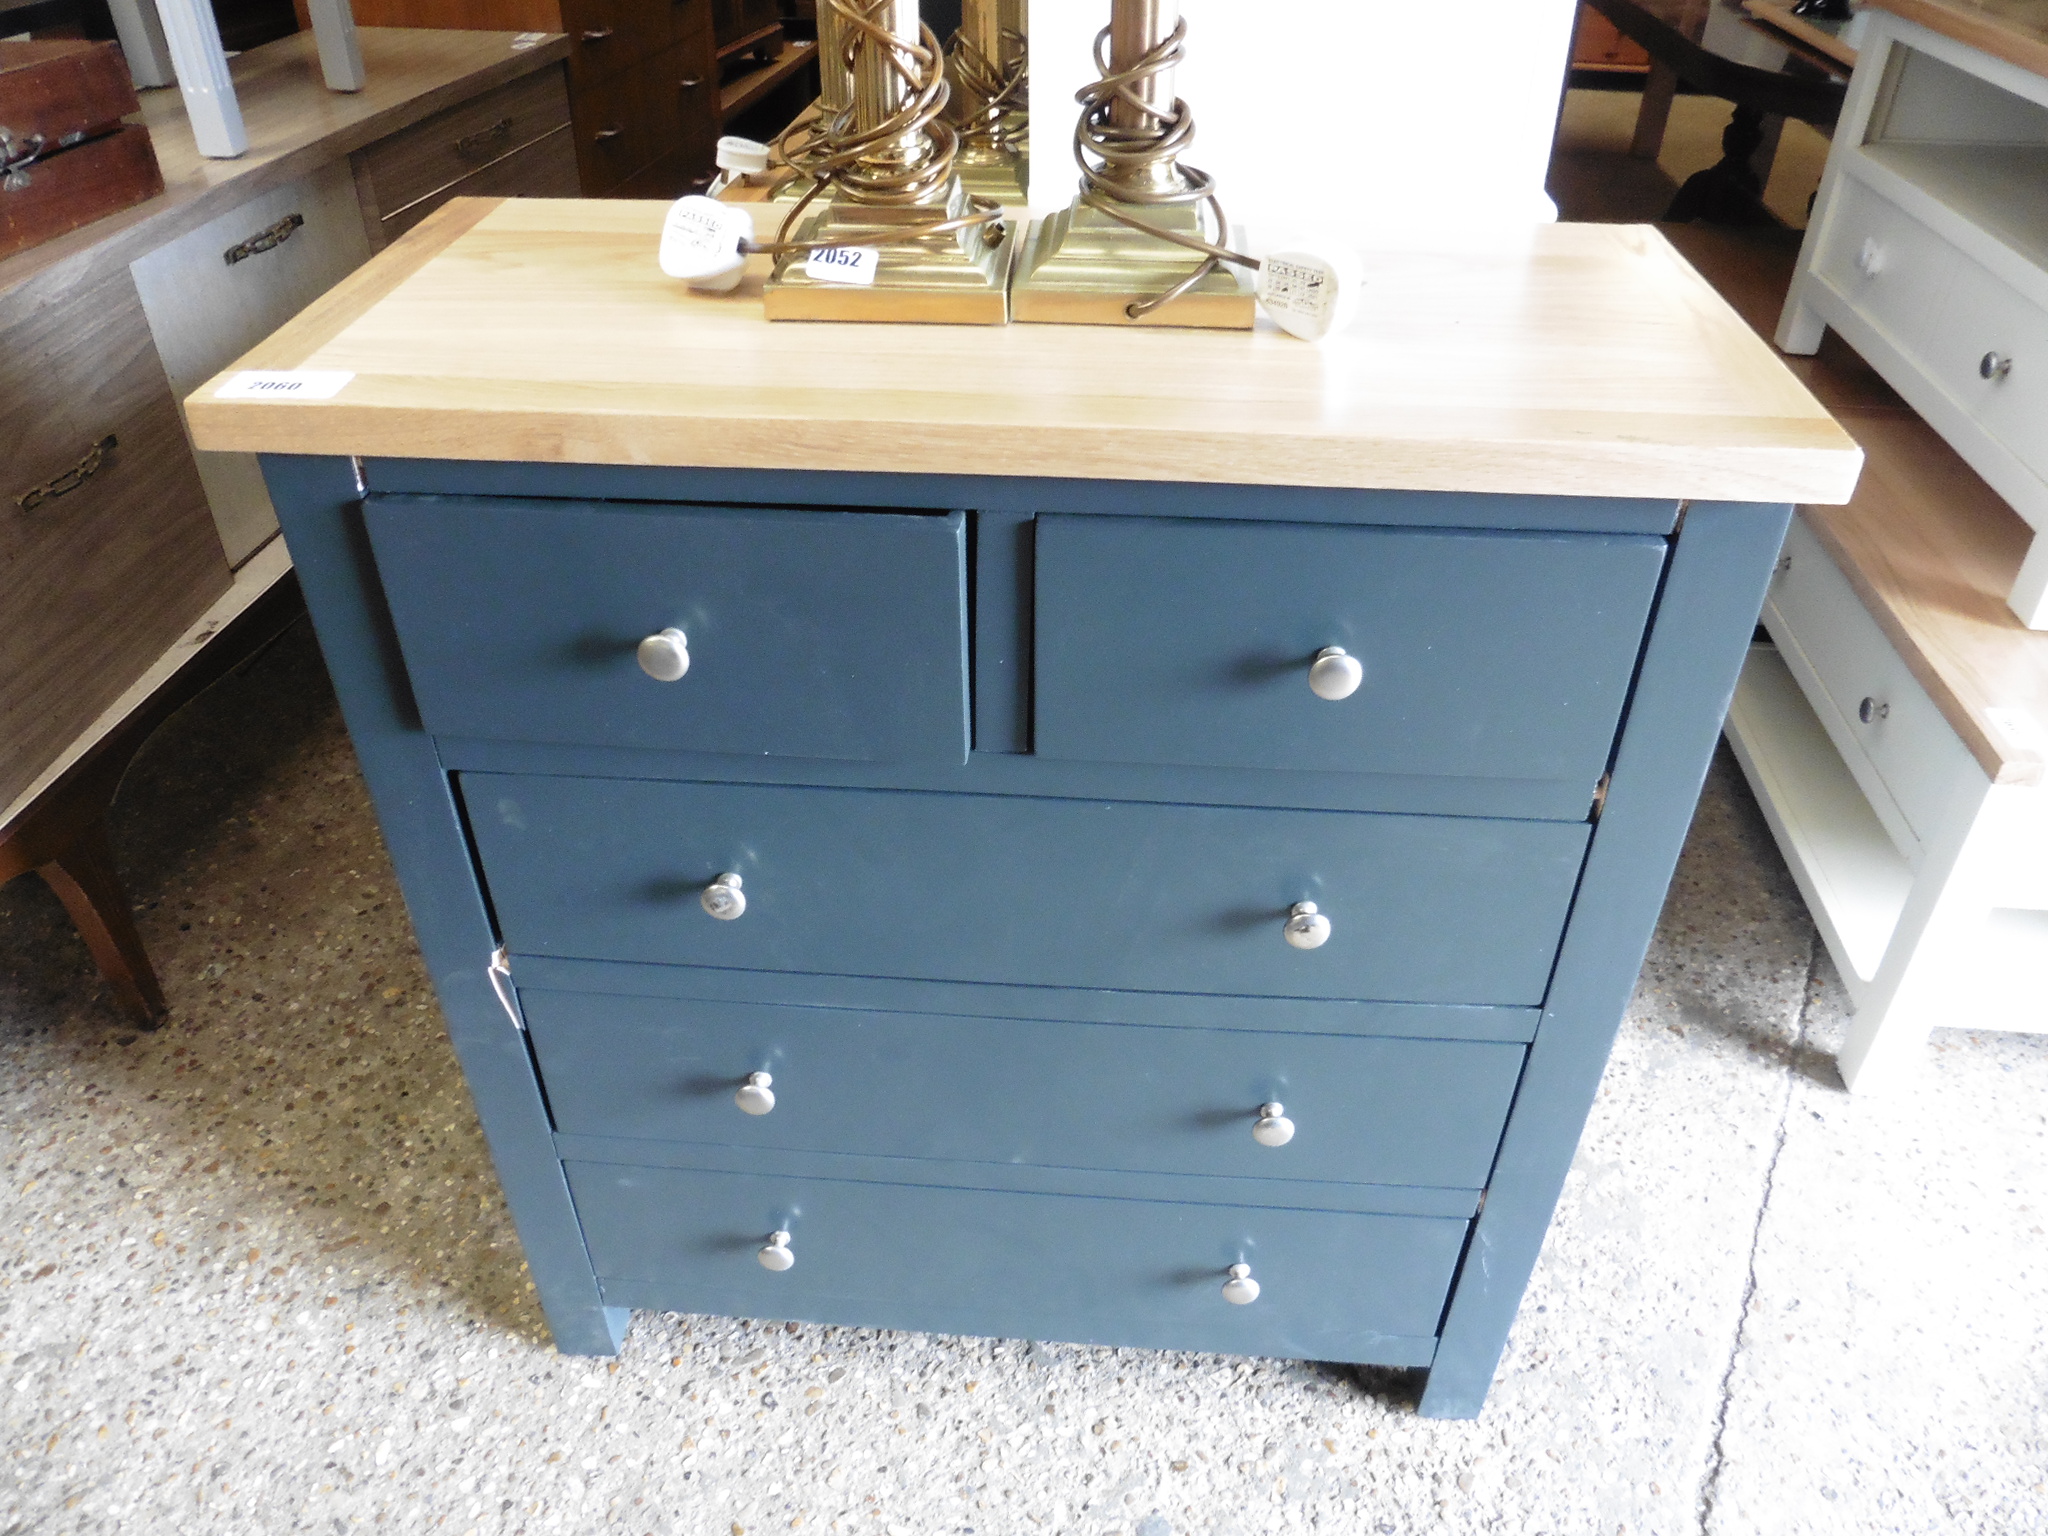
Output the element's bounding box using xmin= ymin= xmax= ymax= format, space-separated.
xmin=351 ymin=65 xmax=575 ymax=234
xmin=366 ymin=497 xmax=969 ymax=763
xmin=523 ymin=985 xmax=1525 ymax=1187
xmin=1033 ymin=513 xmax=1665 ymax=791
xmin=467 ymin=775 xmax=1591 ymax=1005
xmin=566 ymin=1160 xmax=1464 ymax=1364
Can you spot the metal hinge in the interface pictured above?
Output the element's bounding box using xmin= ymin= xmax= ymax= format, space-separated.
xmin=1590 ymin=772 xmax=1612 ymax=823
xmin=488 ymin=945 xmax=525 ymax=1031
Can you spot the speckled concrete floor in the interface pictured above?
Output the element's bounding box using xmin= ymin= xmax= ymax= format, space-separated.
xmin=3 ymin=621 xmax=2045 ymax=1536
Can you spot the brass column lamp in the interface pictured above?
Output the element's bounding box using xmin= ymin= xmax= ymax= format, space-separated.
xmin=1010 ymin=0 xmax=1254 ymax=329
xmin=945 ymin=0 xmax=1028 ymax=205
xmin=762 ymin=0 xmax=1014 ymax=323
xmin=769 ymin=0 xmax=855 ymax=200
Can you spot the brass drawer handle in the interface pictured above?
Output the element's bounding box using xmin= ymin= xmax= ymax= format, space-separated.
xmin=680 ymin=75 xmax=704 ymax=88
xmin=594 ymin=125 xmax=626 ymax=141
xmin=15 ymin=435 xmax=116 ymax=512
xmin=0 ymin=126 xmax=46 ymax=189
xmin=580 ymin=25 xmax=614 ymax=39
xmin=223 ymin=212 xmax=305 ymax=266
xmin=454 ymin=117 xmax=515 ymax=157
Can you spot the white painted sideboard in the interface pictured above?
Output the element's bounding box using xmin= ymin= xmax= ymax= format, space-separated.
xmin=1777 ymin=0 xmax=2048 ymax=628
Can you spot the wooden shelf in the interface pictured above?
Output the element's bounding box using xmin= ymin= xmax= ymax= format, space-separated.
xmin=717 ymin=22 xmax=784 ymax=60
xmin=720 ymin=38 xmax=814 ymax=123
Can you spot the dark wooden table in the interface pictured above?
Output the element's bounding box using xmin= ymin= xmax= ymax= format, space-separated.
xmin=1585 ymin=0 xmax=1854 ymax=222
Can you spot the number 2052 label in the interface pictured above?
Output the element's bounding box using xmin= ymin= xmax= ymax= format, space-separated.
xmin=804 ymin=246 xmax=880 ymax=286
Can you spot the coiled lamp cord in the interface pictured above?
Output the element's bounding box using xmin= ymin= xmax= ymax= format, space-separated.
xmin=759 ymin=0 xmax=1003 ymax=256
xmin=1073 ymin=18 xmax=1258 ymax=318
xmin=949 ymin=26 xmax=1028 ymax=156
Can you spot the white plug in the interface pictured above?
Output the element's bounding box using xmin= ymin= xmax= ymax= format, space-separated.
xmin=658 ymin=195 xmax=755 ymax=292
xmin=1256 ymin=248 xmax=1364 ymax=343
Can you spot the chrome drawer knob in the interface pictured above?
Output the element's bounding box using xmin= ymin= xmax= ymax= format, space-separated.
xmin=1307 ymin=646 xmax=1363 ymax=701
xmin=1222 ymin=1263 xmax=1260 ymax=1305
xmin=636 ymin=626 xmax=691 ymax=681
xmin=701 ymin=872 xmax=746 ymax=920
xmin=735 ymin=1070 xmax=776 ymax=1115
xmin=1858 ymin=696 xmax=1889 ymax=724
xmin=1982 ymin=351 xmax=2014 ymax=382
xmin=1283 ymin=901 xmax=1331 ymax=950
xmin=758 ymin=1230 xmax=794 ymax=1271
xmin=1252 ymin=1102 xmax=1296 ymax=1147
xmin=1855 ymin=237 xmax=1884 ymax=278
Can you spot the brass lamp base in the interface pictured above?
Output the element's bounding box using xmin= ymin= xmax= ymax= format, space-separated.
xmin=951 ymin=145 xmax=1029 ymax=207
xmin=764 ymin=182 xmax=1015 ymax=324
xmin=1010 ymin=202 xmax=1253 ymax=329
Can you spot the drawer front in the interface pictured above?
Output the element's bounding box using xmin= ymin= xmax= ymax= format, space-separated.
xmin=1925 ymin=247 xmax=2048 ymax=489
xmin=570 ymin=38 xmax=713 ymax=191
xmin=352 ymin=65 xmax=574 ymax=231
xmin=366 ymin=497 xmax=969 ymax=763
xmin=566 ymin=1160 xmax=1466 ymax=1362
xmin=561 ymin=0 xmax=676 ymax=91
xmin=1813 ymin=175 xmax=1957 ymax=370
xmin=467 ymin=775 xmax=1590 ymax=1005
xmin=525 ymin=986 xmax=1526 ymax=1188
xmin=1033 ymin=515 xmax=1665 ymax=790
xmin=374 ymin=122 xmax=581 ymax=248
xmin=1764 ymin=514 xmax=1976 ymax=854
xmin=129 ymin=160 xmax=372 ymax=564
xmin=1 ymin=271 xmax=231 ymax=808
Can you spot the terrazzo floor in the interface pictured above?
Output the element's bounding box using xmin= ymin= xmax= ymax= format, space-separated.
xmin=3 ymin=611 xmax=2045 ymax=1536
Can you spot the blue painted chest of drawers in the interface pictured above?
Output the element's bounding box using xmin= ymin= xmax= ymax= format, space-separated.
xmin=261 ymin=453 xmax=1791 ymax=1418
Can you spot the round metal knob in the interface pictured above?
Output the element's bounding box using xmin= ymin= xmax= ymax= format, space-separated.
xmin=637 ymin=627 xmax=691 ymax=681
xmin=1252 ymin=1102 xmax=1296 ymax=1148
xmin=701 ymin=872 xmax=746 ymax=920
xmin=1283 ymin=901 xmax=1330 ymax=950
xmin=735 ymin=1071 xmax=775 ymax=1116
xmin=1981 ymin=351 xmax=2014 ymax=382
xmin=758 ymin=1231 xmax=794 ymax=1272
xmin=1855 ymin=237 xmax=1885 ymax=278
xmin=1858 ymin=696 xmax=1889 ymax=725
xmin=1307 ymin=647 xmax=1363 ymax=701
xmin=1221 ymin=1263 xmax=1260 ymax=1305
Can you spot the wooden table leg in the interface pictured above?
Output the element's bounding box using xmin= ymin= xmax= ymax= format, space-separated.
xmin=36 ymin=816 xmax=168 ymax=1026
xmin=1631 ymin=60 xmax=1679 ymax=160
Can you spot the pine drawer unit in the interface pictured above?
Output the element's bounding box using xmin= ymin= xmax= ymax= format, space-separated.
xmin=185 ymin=199 xmax=1861 ymax=1417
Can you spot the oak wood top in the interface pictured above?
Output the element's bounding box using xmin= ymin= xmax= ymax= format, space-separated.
xmin=1873 ymin=0 xmax=2048 ymax=77
xmin=0 ymin=29 xmax=568 ymax=319
xmin=186 ymin=198 xmax=1862 ymax=505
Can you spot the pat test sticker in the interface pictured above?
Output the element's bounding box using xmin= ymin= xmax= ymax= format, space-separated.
xmin=804 ymin=246 xmax=880 ymax=286
xmin=658 ymin=195 xmax=751 ymax=282
xmin=1257 ymin=250 xmax=1362 ymax=342
xmin=214 ymin=369 xmax=354 ymax=400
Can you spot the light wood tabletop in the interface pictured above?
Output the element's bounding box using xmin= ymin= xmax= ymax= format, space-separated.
xmin=1873 ymin=0 xmax=2048 ymax=77
xmin=187 ymin=198 xmax=1863 ymax=504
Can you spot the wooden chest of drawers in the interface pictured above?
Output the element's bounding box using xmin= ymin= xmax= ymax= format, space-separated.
xmin=187 ymin=200 xmax=1861 ymax=1417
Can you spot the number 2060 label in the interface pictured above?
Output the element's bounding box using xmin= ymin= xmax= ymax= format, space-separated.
xmin=804 ymin=246 xmax=879 ymax=286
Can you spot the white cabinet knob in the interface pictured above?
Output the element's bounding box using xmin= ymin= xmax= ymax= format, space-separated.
xmin=758 ymin=1230 xmax=794 ymax=1271
xmin=1252 ymin=1102 xmax=1295 ymax=1147
xmin=1308 ymin=646 xmax=1363 ymax=701
xmin=1855 ymin=237 xmax=1885 ymax=278
xmin=1222 ymin=1263 xmax=1260 ymax=1305
xmin=735 ymin=1071 xmax=775 ymax=1115
xmin=701 ymin=872 xmax=746 ymax=920
xmin=1283 ymin=901 xmax=1330 ymax=950
xmin=636 ymin=627 xmax=691 ymax=681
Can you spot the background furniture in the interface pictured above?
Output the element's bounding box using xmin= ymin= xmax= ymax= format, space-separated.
xmin=1777 ymin=0 xmax=2048 ymax=627
xmin=188 ymin=198 xmax=1856 ymax=1416
xmin=1571 ymin=1 xmax=1653 ymax=76
xmin=0 ymin=27 xmax=573 ymax=1023
xmin=345 ymin=0 xmax=723 ymax=195
xmin=1587 ymin=0 xmax=1851 ymax=220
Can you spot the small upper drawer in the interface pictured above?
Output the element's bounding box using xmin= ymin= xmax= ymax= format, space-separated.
xmin=1763 ymin=514 xmax=1978 ymax=859
xmin=364 ymin=496 xmax=969 ymax=763
xmin=465 ymin=774 xmax=1590 ymax=1005
xmin=566 ymin=1158 xmax=1466 ymax=1362
xmin=1812 ymin=174 xmax=1958 ymax=370
xmin=1033 ymin=515 xmax=1665 ymax=792
xmin=525 ymin=985 xmax=1526 ymax=1189
xmin=561 ymin=0 xmax=681 ymax=89
xmin=351 ymin=65 xmax=574 ymax=230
